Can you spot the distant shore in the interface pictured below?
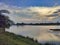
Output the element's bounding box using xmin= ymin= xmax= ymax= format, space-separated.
xmin=14 ymin=22 xmax=60 ymax=26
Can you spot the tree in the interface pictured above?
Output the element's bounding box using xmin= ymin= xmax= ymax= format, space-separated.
xmin=0 ymin=10 xmax=14 ymax=33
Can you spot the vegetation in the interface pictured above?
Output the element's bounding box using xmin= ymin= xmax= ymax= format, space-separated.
xmin=0 ymin=31 xmax=58 ymax=45
xmin=0 ymin=32 xmax=41 ymax=45
xmin=16 ymin=22 xmax=60 ymax=26
xmin=0 ymin=10 xmax=14 ymax=28
xmin=0 ymin=10 xmax=14 ymax=33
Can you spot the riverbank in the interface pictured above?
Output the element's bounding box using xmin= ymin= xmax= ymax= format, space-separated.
xmin=0 ymin=31 xmax=40 ymax=45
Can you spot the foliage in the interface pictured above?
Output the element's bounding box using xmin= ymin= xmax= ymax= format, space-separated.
xmin=0 ymin=10 xmax=14 ymax=28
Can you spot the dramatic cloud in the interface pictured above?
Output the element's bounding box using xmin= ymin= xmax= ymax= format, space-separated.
xmin=0 ymin=3 xmax=60 ymax=23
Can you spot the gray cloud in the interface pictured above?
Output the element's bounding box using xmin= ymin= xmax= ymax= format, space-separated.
xmin=46 ymin=14 xmax=59 ymax=17
xmin=53 ymin=9 xmax=60 ymax=13
xmin=46 ymin=9 xmax=60 ymax=19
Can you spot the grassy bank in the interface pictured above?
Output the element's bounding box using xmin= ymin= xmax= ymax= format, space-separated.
xmin=0 ymin=32 xmax=41 ymax=45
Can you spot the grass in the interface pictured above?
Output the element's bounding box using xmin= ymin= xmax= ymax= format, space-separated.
xmin=0 ymin=32 xmax=59 ymax=45
xmin=0 ymin=32 xmax=41 ymax=45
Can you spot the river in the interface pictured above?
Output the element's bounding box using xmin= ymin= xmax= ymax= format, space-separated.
xmin=6 ymin=25 xmax=60 ymax=43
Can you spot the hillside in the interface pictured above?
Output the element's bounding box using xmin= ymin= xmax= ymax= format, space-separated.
xmin=0 ymin=32 xmax=41 ymax=45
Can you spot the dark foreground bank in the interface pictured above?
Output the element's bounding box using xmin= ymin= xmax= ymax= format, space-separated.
xmin=0 ymin=32 xmax=41 ymax=45
xmin=0 ymin=32 xmax=60 ymax=45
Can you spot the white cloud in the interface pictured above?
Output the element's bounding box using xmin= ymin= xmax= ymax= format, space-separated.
xmin=0 ymin=3 xmax=60 ymax=23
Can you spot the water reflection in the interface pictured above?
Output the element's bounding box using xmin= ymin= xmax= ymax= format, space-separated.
xmin=6 ymin=25 xmax=60 ymax=42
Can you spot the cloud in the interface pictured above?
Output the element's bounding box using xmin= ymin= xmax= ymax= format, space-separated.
xmin=0 ymin=3 xmax=60 ymax=23
xmin=53 ymin=9 xmax=60 ymax=13
xmin=19 ymin=6 xmax=60 ymax=21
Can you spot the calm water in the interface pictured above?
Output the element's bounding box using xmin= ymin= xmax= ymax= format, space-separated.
xmin=6 ymin=25 xmax=60 ymax=42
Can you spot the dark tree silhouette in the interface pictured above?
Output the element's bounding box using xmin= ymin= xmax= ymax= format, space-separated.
xmin=0 ymin=10 xmax=13 ymax=33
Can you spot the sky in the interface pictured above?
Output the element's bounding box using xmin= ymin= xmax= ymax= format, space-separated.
xmin=0 ymin=0 xmax=60 ymax=7
xmin=0 ymin=0 xmax=60 ymax=23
